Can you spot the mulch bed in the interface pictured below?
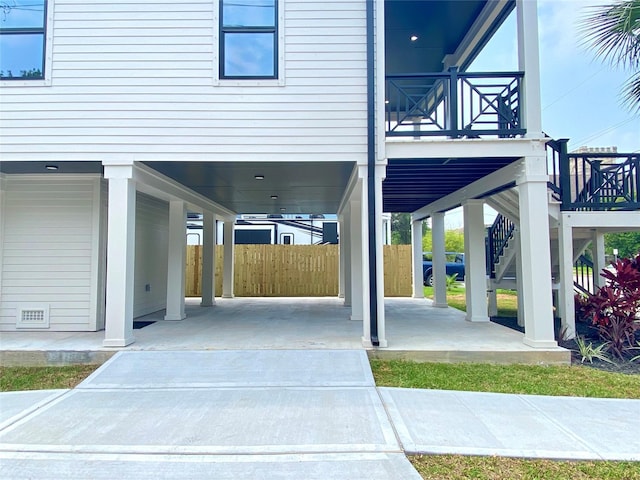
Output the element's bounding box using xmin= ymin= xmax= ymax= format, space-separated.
xmin=492 ymin=316 xmax=640 ymax=375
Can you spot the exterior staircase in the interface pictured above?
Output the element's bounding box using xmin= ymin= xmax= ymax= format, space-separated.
xmin=485 ymin=141 xmax=639 ymax=299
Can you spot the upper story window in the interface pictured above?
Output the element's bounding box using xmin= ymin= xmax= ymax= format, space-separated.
xmin=220 ymin=0 xmax=277 ymax=79
xmin=0 ymin=0 xmax=47 ymax=80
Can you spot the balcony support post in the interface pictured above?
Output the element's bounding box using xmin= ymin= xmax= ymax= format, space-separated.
xmin=516 ymin=0 xmax=543 ymax=138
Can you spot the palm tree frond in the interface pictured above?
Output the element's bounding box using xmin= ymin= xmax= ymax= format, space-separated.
xmin=578 ymin=0 xmax=640 ymax=70
xmin=621 ymin=71 xmax=640 ymax=112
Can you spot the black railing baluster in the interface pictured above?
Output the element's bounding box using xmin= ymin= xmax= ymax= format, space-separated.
xmin=385 ymin=71 xmax=525 ymax=138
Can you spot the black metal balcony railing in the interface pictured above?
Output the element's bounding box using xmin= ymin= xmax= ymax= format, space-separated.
xmin=385 ymin=68 xmax=525 ymax=139
xmin=547 ymin=139 xmax=640 ymax=211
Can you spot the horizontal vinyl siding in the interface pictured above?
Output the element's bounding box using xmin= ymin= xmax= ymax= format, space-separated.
xmin=0 ymin=0 xmax=368 ymax=162
xmin=134 ymin=193 xmax=169 ymax=318
xmin=0 ymin=177 xmax=97 ymax=331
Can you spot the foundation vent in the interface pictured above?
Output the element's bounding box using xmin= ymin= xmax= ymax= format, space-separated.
xmin=17 ymin=306 xmax=50 ymax=329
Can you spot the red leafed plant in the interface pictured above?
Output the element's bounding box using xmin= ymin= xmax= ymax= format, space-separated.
xmin=581 ymin=254 xmax=640 ymax=359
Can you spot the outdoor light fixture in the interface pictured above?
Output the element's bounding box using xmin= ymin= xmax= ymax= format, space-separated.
xmin=410 ymin=35 xmax=418 ymax=42
xmin=271 ymin=195 xmax=278 ymax=199
xmin=45 ymin=165 xmax=59 ymax=171
xmin=385 ymin=100 xmax=390 ymax=104
xmin=254 ymin=175 xmax=265 ymax=180
xmin=280 ymin=208 xmax=286 ymax=212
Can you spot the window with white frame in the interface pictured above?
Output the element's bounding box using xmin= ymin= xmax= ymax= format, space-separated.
xmin=0 ymin=0 xmax=47 ymax=80
xmin=220 ymin=0 xmax=278 ymax=79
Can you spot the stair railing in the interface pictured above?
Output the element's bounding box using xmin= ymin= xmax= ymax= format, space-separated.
xmin=573 ymin=254 xmax=595 ymax=295
xmin=487 ymin=213 xmax=515 ymax=278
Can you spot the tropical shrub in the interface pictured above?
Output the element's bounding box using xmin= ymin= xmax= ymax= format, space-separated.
xmin=580 ymin=254 xmax=640 ymax=359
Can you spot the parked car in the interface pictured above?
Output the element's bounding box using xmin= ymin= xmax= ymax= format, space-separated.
xmin=423 ymin=252 xmax=465 ymax=286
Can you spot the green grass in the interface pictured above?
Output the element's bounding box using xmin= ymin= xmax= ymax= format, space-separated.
xmin=370 ymin=360 xmax=640 ymax=399
xmin=410 ymin=455 xmax=640 ymax=480
xmin=423 ymin=286 xmax=518 ymax=317
xmin=0 ymin=365 xmax=99 ymax=392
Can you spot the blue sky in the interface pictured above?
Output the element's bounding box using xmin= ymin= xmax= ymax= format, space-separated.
xmin=470 ymin=0 xmax=639 ymax=153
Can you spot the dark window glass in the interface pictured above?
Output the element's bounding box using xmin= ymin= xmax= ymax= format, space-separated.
xmin=0 ymin=0 xmax=46 ymax=80
xmin=220 ymin=0 xmax=277 ymax=79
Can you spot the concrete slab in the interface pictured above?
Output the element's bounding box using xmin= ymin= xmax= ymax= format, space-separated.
xmin=379 ymin=388 xmax=629 ymax=460
xmin=78 ymin=350 xmax=374 ymax=389
xmin=0 ymin=298 xmax=569 ymax=366
xmin=0 ymin=387 xmax=399 ymax=455
xmin=0 ymin=452 xmax=422 ymax=480
xmin=0 ymin=390 xmax=68 ymax=430
xmin=522 ymin=396 xmax=640 ymax=461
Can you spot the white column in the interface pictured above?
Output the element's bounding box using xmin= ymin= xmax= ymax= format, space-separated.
xmin=338 ymin=215 xmax=345 ymax=299
xmin=343 ymin=207 xmax=352 ymax=307
xmin=487 ymin=283 xmax=498 ymax=317
xmin=103 ymin=164 xmax=136 ymax=347
xmin=165 ymin=200 xmax=187 ymax=321
xmin=350 ymin=196 xmax=364 ymax=321
xmin=385 ymin=216 xmax=392 ymax=245
xmin=518 ymin=157 xmax=558 ymax=346
xmin=432 ymin=212 xmax=448 ymax=308
xmin=373 ymin=165 xmax=387 ymax=347
xmin=411 ymin=219 xmax=424 ymax=299
xmin=592 ymin=229 xmax=606 ymax=289
xmin=557 ymin=213 xmax=576 ymax=339
xmin=463 ymin=200 xmax=489 ymax=322
xmin=513 ymin=229 xmax=525 ymax=328
xmin=517 ymin=0 xmax=543 ymax=138
xmin=201 ymin=210 xmax=216 ymax=307
xmin=222 ymin=218 xmax=235 ymax=298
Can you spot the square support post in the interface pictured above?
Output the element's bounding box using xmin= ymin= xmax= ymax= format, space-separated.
xmin=518 ymin=156 xmax=558 ymax=347
xmin=592 ymin=229 xmax=606 ymax=289
xmin=557 ymin=213 xmax=576 ymax=339
xmin=103 ymin=163 xmax=136 ymax=347
xmin=338 ymin=214 xmax=345 ymax=299
xmin=517 ymin=0 xmax=543 ymax=138
xmin=200 ymin=210 xmax=216 ymax=307
xmin=431 ymin=212 xmax=448 ymax=308
xmin=411 ymin=218 xmax=424 ymax=299
xmin=463 ymin=200 xmax=489 ymax=322
xmin=165 ymin=200 xmax=187 ymax=321
xmin=222 ymin=218 xmax=235 ymax=299
xmin=342 ymin=208 xmax=352 ymax=307
xmin=350 ymin=197 xmax=364 ymax=321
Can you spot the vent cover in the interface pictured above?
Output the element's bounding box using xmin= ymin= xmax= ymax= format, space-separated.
xmin=17 ymin=306 xmax=50 ymax=329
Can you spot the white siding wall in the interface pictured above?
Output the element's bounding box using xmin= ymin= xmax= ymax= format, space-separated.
xmin=0 ymin=176 xmax=102 ymax=331
xmin=133 ymin=192 xmax=169 ymax=318
xmin=0 ymin=0 xmax=368 ymax=163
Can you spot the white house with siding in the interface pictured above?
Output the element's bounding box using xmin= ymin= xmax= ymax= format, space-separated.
xmin=1 ymin=0 xmax=637 ymax=351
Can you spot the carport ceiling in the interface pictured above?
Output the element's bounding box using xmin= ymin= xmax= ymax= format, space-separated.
xmin=383 ymin=157 xmax=519 ymax=213
xmin=144 ymin=161 xmax=355 ymax=215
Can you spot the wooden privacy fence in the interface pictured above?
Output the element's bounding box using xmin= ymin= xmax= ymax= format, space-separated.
xmin=185 ymin=244 xmax=412 ymax=297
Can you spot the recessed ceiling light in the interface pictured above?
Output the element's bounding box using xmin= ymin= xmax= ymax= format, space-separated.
xmin=385 ymin=100 xmax=390 ymax=104
xmin=255 ymin=175 xmax=265 ymax=180
xmin=271 ymin=195 xmax=278 ymax=200
xmin=45 ymin=165 xmax=59 ymax=171
xmin=410 ymin=35 xmax=418 ymax=42
xmin=280 ymin=208 xmax=286 ymax=212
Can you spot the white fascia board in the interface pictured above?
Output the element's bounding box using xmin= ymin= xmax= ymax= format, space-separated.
xmin=412 ymin=158 xmax=526 ymax=220
xmin=133 ymin=163 xmax=236 ymax=218
xmin=337 ymin=163 xmax=363 ymax=216
xmin=386 ymin=137 xmax=546 ymax=160
xmin=561 ymin=211 xmax=640 ymax=230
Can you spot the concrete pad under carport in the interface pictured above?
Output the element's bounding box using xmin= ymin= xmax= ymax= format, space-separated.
xmin=0 ymin=297 xmax=569 ymax=365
